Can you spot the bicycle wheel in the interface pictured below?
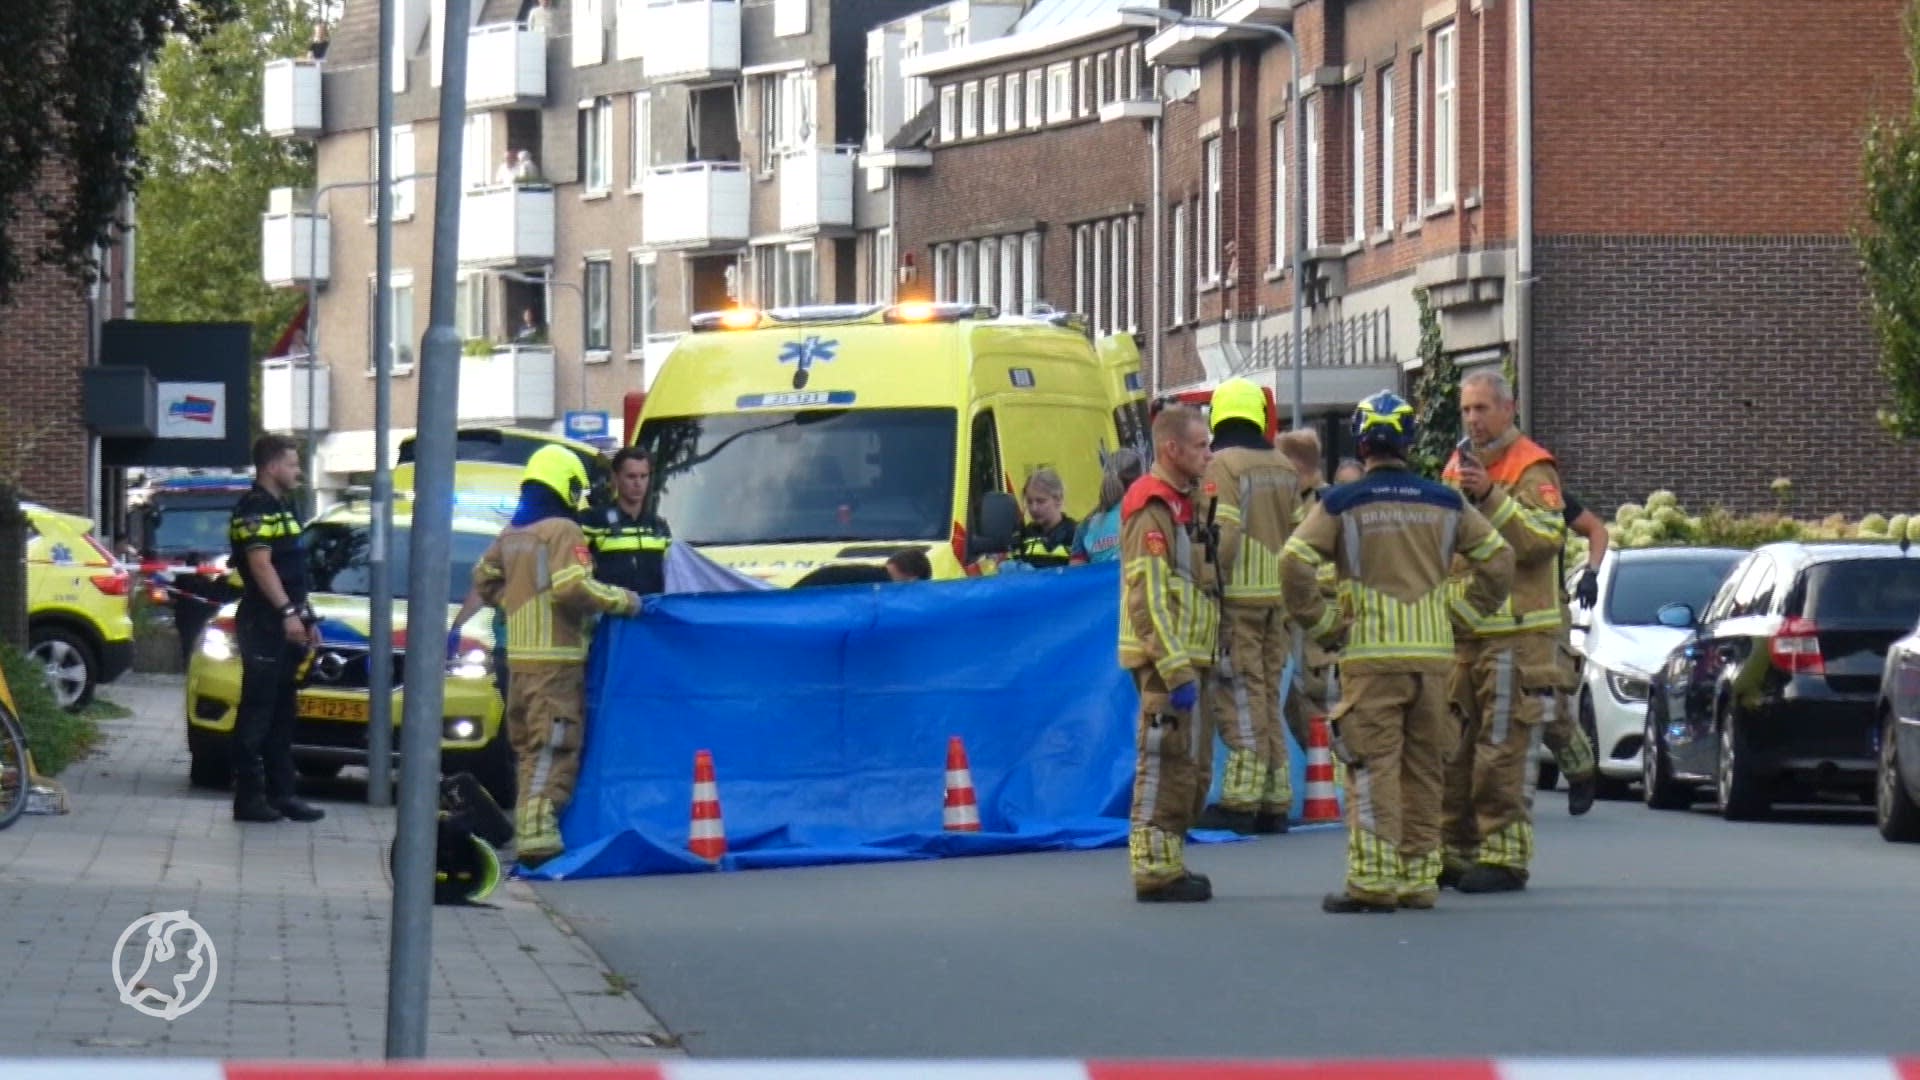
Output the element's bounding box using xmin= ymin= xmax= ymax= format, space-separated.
xmin=0 ymin=703 xmax=28 ymax=830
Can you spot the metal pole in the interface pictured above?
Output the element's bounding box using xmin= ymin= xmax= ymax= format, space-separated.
xmin=1285 ymin=27 xmax=1304 ymax=433
xmin=368 ymin=0 xmax=396 ymax=809
xmin=386 ymin=0 xmax=469 ymax=1058
xmin=306 ymin=191 xmax=324 ymax=516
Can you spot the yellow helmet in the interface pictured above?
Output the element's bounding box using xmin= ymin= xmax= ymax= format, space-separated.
xmin=1210 ymin=377 xmax=1267 ymax=433
xmin=523 ymin=444 xmax=590 ymax=509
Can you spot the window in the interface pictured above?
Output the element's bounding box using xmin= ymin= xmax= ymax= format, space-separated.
xmin=1073 ymin=226 xmax=1089 ymax=317
xmin=1109 ymin=218 xmax=1125 ymax=333
xmin=961 ymin=81 xmax=980 ymax=139
xmin=1414 ymin=47 xmax=1426 ymax=212
xmin=1434 ymin=25 xmax=1456 ymax=204
xmin=1305 ymin=96 xmax=1321 ymax=249
xmin=785 ymin=244 xmax=814 ymax=306
xmin=939 ymin=85 xmax=958 ymax=142
xmin=1027 ymin=69 xmax=1045 ymax=127
xmin=867 ymin=54 xmax=885 ymax=148
xmin=957 ymin=240 xmax=977 ymax=302
xmin=1021 ymin=231 xmax=1040 ymax=310
xmin=977 ymin=238 xmax=996 ymax=308
xmin=934 ymin=243 xmax=954 ymax=301
xmin=462 ymin=114 xmax=491 ymax=191
xmin=581 ymin=97 xmax=613 ymax=194
xmin=584 ymin=258 xmax=612 ymax=353
xmin=1005 ymin=73 xmax=1024 ymax=131
xmin=1077 ymin=57 xmax=1093 ymax=115
xmin=983 ymin=77 xmax=1001 ymax=135
xmin=1203 ymin=138 xmax=1222 ymax=283
xmin=1350 ymin=83 xmax=1365 ymax=244
xmin=1124 ymin=216 xmax=1138 ymax=331
xmin=873 ymin=228 xmax=895 ymax=303
xmin=762 ymin=76 xmax=782 ymax=163
xmin=1125 ymin=44 xmax=1142 ymax=99
xmin=368 ymin=273 xmax=415 ymax=372
xmin=454 ymin=272 xmax=490 ymax=341
xmin=1046 ymin=63 xmax=1072 ymax=123
xmin=1170 ymin=203 xmax=1188 ymax=325
xmin=1378 ymin=67 xmax=1396 ymax=234
xmin=774 ymin=0 xmax=807 ymax=37
xmin=1096 ymin=53 xmax=1112 ymax=106
xmin=630 ymin=91 xmax=651 ymax=189
xmin=371 ymin=125 xmax=416 ymax=219
xmin=1090 ymin=222 xmax=1104 ymax=332
xmin=629 ymin=253 xmax=656 ymax=353
xmin=1271 ymin=118 xmax=1287 ymax=266
xmin=999 ymin=236 xmax=1017 ymax=313
xmin=572 ymin=0 xmax=605 ymax=66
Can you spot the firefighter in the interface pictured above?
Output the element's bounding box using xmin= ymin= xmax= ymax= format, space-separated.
xmin=1194 ymin=379 xmax=1302 ymax=836
xmin=1541 ymin=493 xmax=1609 ymax=815
xmin=473 ymin=445 xmax=641 ymax=867
xmin=1277 ymin=428 xmax=1338 ymax=756
xmin=1282 ymin=391 xmax=1513 ymax=913
xmin=227 ymin=434 xmax=325 ymax=825
xmin=1009 ymin=468 xmax=1078 ymax=568
xmin=1121 ymin=405 xmax=1222 ymax=902
xmin=581 ymin=447 xmax=671 ymax=596
xmin=1440 ymin=369 xmax=1570 ymax=893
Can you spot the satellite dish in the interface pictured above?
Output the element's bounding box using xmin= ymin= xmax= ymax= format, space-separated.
xmin=1163 ymin=68 xmax=1198 ymax=101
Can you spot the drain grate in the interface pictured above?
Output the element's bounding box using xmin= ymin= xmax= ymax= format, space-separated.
xmin=513 ymin=1031 xmax=668 ymax=1048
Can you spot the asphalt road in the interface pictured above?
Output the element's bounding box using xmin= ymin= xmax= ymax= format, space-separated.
xmin=536 ymin=789 xmax=1920 ymax=1060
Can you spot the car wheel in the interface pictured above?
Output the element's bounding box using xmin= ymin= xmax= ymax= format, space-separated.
xmin=187 ymin=729 xmax=232 ymax=790
xmin=1716 ymin=701 xmax=1768 ymax=821
xmin=1537 ymin=760 xmax=1560 ymax=792
xmin=446 ymin=733 xmax=516 ymax=812
xmin=1579 ymin=691 xmax=1632 ymax=800
xmin=1876 ymin=710 xmax=1920 ymax=843
xmin=29 ymin=626 xmax=95 ymax=711
xmin=296 ymin=760 xmax=345 ymax=780
xmin=1643 ymin=708 xmax=1693 ymax=810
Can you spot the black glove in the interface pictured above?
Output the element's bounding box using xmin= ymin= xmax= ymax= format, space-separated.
xmin=1574 ymin=567 xmax=1599 ymax=609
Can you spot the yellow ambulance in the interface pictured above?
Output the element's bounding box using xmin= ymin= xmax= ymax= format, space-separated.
xmin=627 ymin=301 xmax=1146 ymax=586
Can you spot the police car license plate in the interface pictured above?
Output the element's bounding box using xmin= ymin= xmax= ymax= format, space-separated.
xmin=299 ymin=695 xmax=368 ymax=723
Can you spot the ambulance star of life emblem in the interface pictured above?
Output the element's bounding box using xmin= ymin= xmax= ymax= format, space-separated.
xmin=777 ymin=336 xmax=838 ymax=372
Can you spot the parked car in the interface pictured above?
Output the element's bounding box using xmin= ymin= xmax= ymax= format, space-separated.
xmin=25 ymin=502 xmax=135 ymax=709
xmin=1565 ymin=546 xmax=1746 ymax=796
xmin=1871 ymin=618 xmax=1920 ymax=841
xmin=1641 ymin=542 xmax=1920 ymax=819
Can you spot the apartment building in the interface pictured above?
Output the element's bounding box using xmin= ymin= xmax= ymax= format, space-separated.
xmin=259 ymin=0 xmax=925 ymax=497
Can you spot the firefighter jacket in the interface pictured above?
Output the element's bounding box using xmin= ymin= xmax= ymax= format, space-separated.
xmin=1281 ymin=463 xmax=1514 ymax=674
xmin=1203 ymin=433 xmax=1302 ymax=606
xmin=1441 ymin=430 xmax=1568 ymax=640
xmin=580 ymin=503 xmax=671 ymax=595
xmin=1118 ymin=469 xmax=1221 ymax=689
xmin=473 ymin=516 xmax=638 ymax=667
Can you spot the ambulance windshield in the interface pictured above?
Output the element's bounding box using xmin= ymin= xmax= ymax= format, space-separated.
xmin=637 ymin=407 xmax=957 ymax=546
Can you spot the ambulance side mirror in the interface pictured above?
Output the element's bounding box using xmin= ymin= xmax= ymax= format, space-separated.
xmin=973 ymin=493 xmax=1020 ymax=556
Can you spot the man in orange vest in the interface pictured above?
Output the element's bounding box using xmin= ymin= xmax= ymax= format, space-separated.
xmin=1439 ymin=369 xmax=1569 ymax=893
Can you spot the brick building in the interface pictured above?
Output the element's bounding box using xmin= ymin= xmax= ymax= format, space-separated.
xmin=0 ymin=179 xmax=135 ymax=525
xmin=261 ymin=0 xmax=923 ymax=500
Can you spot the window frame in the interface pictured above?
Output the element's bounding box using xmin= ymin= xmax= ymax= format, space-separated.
xmin=1433 ymin=24 xmax=1457 ymax=205
xmin=939 ymin=84 xmax=958 ymax=142
xmin=629 ymin=90 xmax=651 ymax=192
xmin=1271 ymin=117 xmax=1287 ymax=268
xmin=1170 ymin=202 xmax=1188 ymax=326
xmin=1350 ymin=81 xmax=1365 ymax=244
xmin=1027 ymin=69 xmax=1046 ymax=127
xmin=628 ymin=251 xmax=657 ymax=355
xmin=983 ymin=76 xmax=1002 ymax=136
xmin=1046 ymin=63 xmax=1073 ymax=123
xmin=961 ymin=81 xmax=981 ymax=139
xmin=1203 ymin=137 xmax=1222 ymax=283
xmin=1378 ymin=66 xmax=1396 ymax=234
xmin=582 ymin=97 xmax=613 ymax=195
xmin=583 ymin=256 xmax=613 ymax=355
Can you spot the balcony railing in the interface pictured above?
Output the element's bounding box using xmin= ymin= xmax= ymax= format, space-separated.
xmin=261 ymin=358 xmax=330 ymax=433
xmin=641 ymin=0 xmax=740 ymax=83
xmin=465 ymin=22 xmax=547 ymax=109
xmin=458 ymin=345 xmax=556 ymax=425
xmin=458 ymin=183 xmax=556 ymax=268
xmin=778 ymin=145 xmax=858 ymax=234
xmin=261 ymin=195 xmax=329 ymax=288
xmin=642 ymin=162 xmax=749 ymax=249
xmin=262 ymin=58 xmax=323 ymax=138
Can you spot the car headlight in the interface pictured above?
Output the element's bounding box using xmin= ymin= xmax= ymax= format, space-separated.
xmin=447 ymin=646 xmax=490 ymax=680
xmin=199 ymin=625 xmax=234 ymax=663
xmin=1606 ymin=666 xmax=1651 ymax=704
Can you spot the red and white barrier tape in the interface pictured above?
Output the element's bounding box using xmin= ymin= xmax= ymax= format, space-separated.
xmin=9 ymin=1060 xmax=1920 ymax=1079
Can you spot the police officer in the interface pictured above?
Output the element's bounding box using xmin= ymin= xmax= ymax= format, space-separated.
xmin=473 ymin=446 xmax=641 ymax=867
xmin=1282 ymin=392 xmax=1513 ymax=913
xmin=228 ymin=434 xmax=326 ymax=825
xmin=1440 ymin=369 xmax=1569 ymax=893
xmin=1194 ymin=379 xmax=1302 ymax=836
xmin=1009 ymin=468 xmax=1078 ymax=568
xmin=1121 ymin=405 xmax=1221 ymax=902
xmin=581 ymin=447 xmax=671 ymax=596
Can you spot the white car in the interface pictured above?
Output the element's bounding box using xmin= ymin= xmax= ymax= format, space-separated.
xmin=1562 ymin=546 xmax=1746 ymax=794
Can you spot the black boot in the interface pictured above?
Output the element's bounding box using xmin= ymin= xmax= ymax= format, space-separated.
xmin=1136 ymin=873 xmax=1213 ymax=903
xmin=1567 ymin=772 xmax=1596 ymax=816
xmin=1322 ymin=892 xmax=1397 ymax=914
xmin=234 ymin=795 xmax=283 ymax=823
xmin=1252 ymin=811 xmax=1291 ymax=835
xmin=1194 ymin=804 xmax=1259 ymax=834
xmin=1438 ymin=863 xmax=1467 ymax=890
xmin=273 ymin=797 xmax=325 ymax=822
xmin=1457 ymin=864 xmax=1528 ymax=894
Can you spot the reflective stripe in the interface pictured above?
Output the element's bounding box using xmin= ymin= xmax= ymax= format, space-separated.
xmin=1135 ymin=721 xmax=1165 ymax=821
xmin=1341 ymin=514 xmax=1363 ymax=579
xmin=1491 ymin=650 xmax=1514 ymax=746
xmin=1463 ymin=531 xmax=1506 ymax=562
xmin=1438 ymin=507 xmax=1460 ymax=567
xmin=529 ymin=718 xmax=564 ymax=797
xmin=1485 ymin=497 xmax=1520 ymax=530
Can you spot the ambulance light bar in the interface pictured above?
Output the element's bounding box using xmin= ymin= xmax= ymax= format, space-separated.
xmin=690 ymin=302 xmax=1014 ymax=332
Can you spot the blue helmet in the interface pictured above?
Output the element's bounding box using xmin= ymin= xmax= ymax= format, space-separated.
xmin=1351 ymin=390 xmax=1417 ymax=459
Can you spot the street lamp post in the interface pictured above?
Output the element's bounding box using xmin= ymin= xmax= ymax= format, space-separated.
xmin=493 ymin=268 xmax=588 ymax=414
xmin=1121 ymin=7 xmax=1306 ymax=432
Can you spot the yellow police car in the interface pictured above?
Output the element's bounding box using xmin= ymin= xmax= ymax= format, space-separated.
xmin=183 ymin=499 xmax=512 ymax=804
xmin=26 ymin=502 xmax=135 ymax=710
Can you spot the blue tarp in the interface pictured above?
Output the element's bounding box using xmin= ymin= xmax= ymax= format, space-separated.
xmin=523 ymin=560 xmax=1332 ymax=881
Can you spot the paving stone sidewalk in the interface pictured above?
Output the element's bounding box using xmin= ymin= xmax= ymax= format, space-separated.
xmin=0 ymin=673 xmax=680 ymax=1062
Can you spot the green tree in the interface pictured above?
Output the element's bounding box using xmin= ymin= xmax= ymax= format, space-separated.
xmin=1406 ymin=288 xmax=1460 ymax=478
xmin=137 ymin=0 xmax=317 ymax=361
xmin=1859 ymin=0 xmax=1920 ymax=440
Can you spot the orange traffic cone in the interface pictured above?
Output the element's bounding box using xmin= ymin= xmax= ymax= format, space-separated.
xmin=1302 ymin=716 xmax=1342 ymax=824
xmin=943 ymin=736 xmax=981 ymax=832
xmin=688 ymin=749 xmax=727 ymax=861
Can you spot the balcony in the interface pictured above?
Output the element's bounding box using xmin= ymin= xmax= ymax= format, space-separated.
xmin=642 ymin=162 xmax=749 ymax=250
xmin=458 ymin=184 xmax=556 ymax=268
xmin=465 ymin=23 xmax=547 ymax=109
xmin=261 ymin=189 xmax=329 ymax=288
xmin=641 ymin=0 xmax=740 ymax=83
xmin=458 ymin=345 xmax=556 ymax=425
xmin=1100 ymin=97 xmax=1163 ymax=123
xmin=1144 ymin=22 xmax=1231 ymax=67
xmin=778 ymin=145 xmax=857 ymax=235
xmin=1208 ymin=0 xmax=1296 ymax=27
xmin=261 ymin=358 xmax=330 ymax=433
xmin=262 ymin=59 xmax=323 ymax=138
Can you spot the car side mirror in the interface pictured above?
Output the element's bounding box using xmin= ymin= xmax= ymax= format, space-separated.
xmin=1656 ymin=602 xmax=1697 ymax=630
xmin=972 ymin=492 xmax=1020 ymax=556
